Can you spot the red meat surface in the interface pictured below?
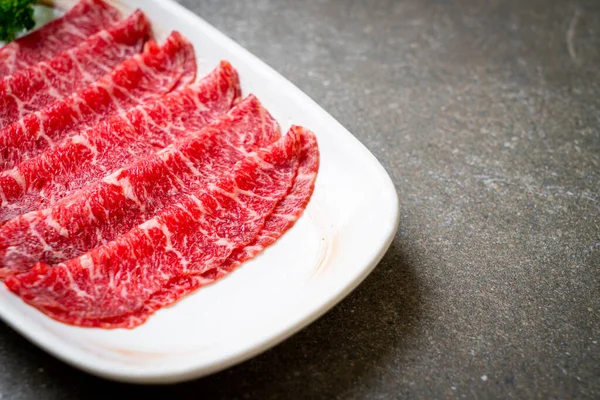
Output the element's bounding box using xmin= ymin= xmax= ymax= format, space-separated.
xmin=0 ymin=31 xmax=195 ymax=171
xmin=0 ymin=7 xmax=320 ymax=329
xmin=0 ymin=95 xmax=279 ymax=275
xmin=0 ymin=61 xmax=240 ymax=226
xmin=0 ymin=10 xmax=150 ymax=129
xmin=5 ymin=131 xmax=304 ymax=328
xmin=104 ymin=126 xmax=320 ymax=329
xmin=0 ymin=0 xmax=122 ymax=77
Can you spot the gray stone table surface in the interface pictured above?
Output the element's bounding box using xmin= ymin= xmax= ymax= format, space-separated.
xmin=1 ymin=0 xmax=599 ymax=398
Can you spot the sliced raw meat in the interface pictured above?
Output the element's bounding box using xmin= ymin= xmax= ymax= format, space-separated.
xmin=223 ymin=126 xmax=319 ymax=267
xmin=101 ymin=126 xmax=319 ymax=328
xmin=0 ymin=0 xmax=121 ymax=77
xmin=0 ymin=95 xmax=279 ymax=275
xmin=0 ymin=10 xmax=149 ymax=129
xmin=5 ymin=131 xmax=303 ymax=328
xmin=0 ymin=61 xmax=240 ymax=225
xmin=0 ymin=31 xmax=196 ymax=171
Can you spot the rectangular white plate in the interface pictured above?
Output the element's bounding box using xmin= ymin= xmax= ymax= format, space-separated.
xmin=0 ymin=0 xmax=399 ymax=384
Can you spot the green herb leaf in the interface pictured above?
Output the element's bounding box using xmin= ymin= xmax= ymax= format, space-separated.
xmin=0 ymin=0 xmax=37 ymax=42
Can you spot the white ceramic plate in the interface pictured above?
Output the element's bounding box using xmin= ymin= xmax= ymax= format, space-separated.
xmin=0 ymin=0 xmax=399 ymax=384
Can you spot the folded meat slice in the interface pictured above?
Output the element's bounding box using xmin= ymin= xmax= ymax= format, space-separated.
xmin=0 ymin=95 xmax=279 ymax=275
xmin=0 ymin=61 xmax=240 ymax=224
xmin=0 ymin=10 xmax=150 ymax=129
xmin=0 ymin=31 xmax=196 ymax=171
xmin=0 ymin=0 xmax=122 ymax=77
xmin=105 ymin=126 xmax=319 ymax=329
xmin=223 ymin=126 xmax=319 ymax=268
xmin=5 ymin=131 xmax=302 ymax=328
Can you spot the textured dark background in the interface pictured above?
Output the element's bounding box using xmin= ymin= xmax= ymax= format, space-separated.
xmin=1 ymin=0 xmax=599 ymax=398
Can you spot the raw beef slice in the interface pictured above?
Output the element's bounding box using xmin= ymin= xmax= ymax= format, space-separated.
xmin=0 ymin=10 xmax=150 ymax=129
xmin=5 ymin=131 xmax=303 ymax=328
xmin=104 ymin=126 xmax=319 ymax=328
xmin=0 ymin=61 xmax=241 ymax=225
xmin=0 ymin=0 xmax=122 ymax=77
xmin=0 ymin=95 xmax=279 ymax=274
xmin=0 ymin=31 xmax=196 ymax=170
